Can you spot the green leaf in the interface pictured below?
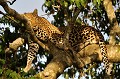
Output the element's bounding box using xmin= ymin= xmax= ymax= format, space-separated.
xmin=97 ymin=0 xmax=101 ymax=5
xmin=80 ymin=0 xmax=86 ymax=7
xmin=64 ymin=1 xmax=68 ymax=8
xmin=44 ymin=1 xmax=51 ymax=7
xmin=0 ymin=59 xmax=5 ymax=65
xmin=93 ymin=0 xmax=101 ymax=7
xmin=75 ymin=0 xmax=80 ymax=8
xmin=93 ymin=0 xmax=97 ymax=5
xmin=0 ymin=69 xmax=3 ymax=75
xmin=0 ymin=45 xmax=2 ymax=52
xmin=70 ymin=0 xmax=74 ymax=4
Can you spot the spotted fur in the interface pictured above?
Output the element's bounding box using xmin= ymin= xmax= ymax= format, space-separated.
xmin=23 ymin=9 xmax=111 ymax=75
xmin=23 ymin=9 xmax=64 ymax=72
xmin=69 ymin=25 xmax=110 ymax=75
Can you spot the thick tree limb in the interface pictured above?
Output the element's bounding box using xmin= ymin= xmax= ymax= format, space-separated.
xmin=1 ymin=0 xmax=120 ymax=78
xmin=6 ymin=36 xmax=120 ymax=79
xmin=33 ymin=41 xmax=98 ymax=79
xmin=5 ymin=37 xmax=24 ymax=53
xmin=35 ymin=51 xmax=73 ymax=79
xmin=33 ymin=43 xmax=120 ymax=78
xmin=77 ymin=44 xmax=120 ymax=62
xmin=36 ymin=55 xmax=98 ymax=79
xmin=103 ymin=0 xmax=120 ymax=45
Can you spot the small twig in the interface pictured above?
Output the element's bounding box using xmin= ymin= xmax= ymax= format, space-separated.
xmin=84 ymin=63 xmax=97 ymax=73
xmin=52 ymin=5 xmax=60 ymax=11
xmin=0 ymin=10 xmax=5 ymax=15
xmin=72 ymin=7 xmax=81 ymax=23
xmin=6 ymin=0 xmax=16 ymax=5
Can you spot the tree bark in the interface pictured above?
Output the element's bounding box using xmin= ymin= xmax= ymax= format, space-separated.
xmin=5 ymin=37 xmax=24 ymax=53
xmin=1 ymin=0 xmax=120 ymax=79
xmin=7 ymin=38 xmax=120 ymax=78
xmin=103 ymin=0 xmax=120 ymax=45
xmin=0 ymin=0 xmax=49 ymax=51
xmin=77 ymin=44 xmax=120 ymax=62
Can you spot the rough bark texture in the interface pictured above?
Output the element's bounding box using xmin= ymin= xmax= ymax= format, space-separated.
xmin=35 ymin=42 xmax=73 ymax=79
xmin=5 ymin=37 xmax=24 ymax=53
xmin=77 ymin=44 xmax=120 ymax=62
xmin=6 ymin=37 xmax=120 ymax=79
xmin=0 ymin=0 xmax=120 ymax=79
xmin=103 ymin=0 xmax=120 ymax=45
xmin=0 ymin=1 xmax=49 ymax=51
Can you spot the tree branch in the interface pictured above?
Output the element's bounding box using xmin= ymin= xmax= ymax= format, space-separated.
xmin=72 ymin=7 xmax=81 ymax=23
xmin=6 ymin=36 xmax=120 ymax=78
xmin=77 ymin=44 xmax=120 ymax=62
xmin=103 ymin=0 xmax=120 ymax=45
xmin=0 ymin=1 xmax=49 ymax=50
xmin=5 ymin=37 xmax=24 ymax=53
xmin=33 ymin=41 xmax=98 ymax=79
xmin=1 ymin=1 xmax=120 ymax=78
xmin=33 ymin=43 xmax=120 ymax=78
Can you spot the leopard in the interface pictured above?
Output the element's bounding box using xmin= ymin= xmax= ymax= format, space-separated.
xmin=22 ymin=9 xmax=111 ymax=75
xmin=69 ymin=25 xmax=111 ymax=75
xmin=22 ymin=9 xmax=65 ymax=72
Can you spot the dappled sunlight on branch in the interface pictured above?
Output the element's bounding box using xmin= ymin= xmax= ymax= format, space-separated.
xmin=0 ymin=0 xmax=120 ymax=79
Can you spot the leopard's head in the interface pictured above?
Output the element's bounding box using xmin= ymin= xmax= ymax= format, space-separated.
xmin=21 ymin=9 xmax=39 ymax=27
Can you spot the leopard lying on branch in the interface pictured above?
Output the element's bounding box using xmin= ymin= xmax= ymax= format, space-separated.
xmin=6 ymin=9 xmax=112 ymax=75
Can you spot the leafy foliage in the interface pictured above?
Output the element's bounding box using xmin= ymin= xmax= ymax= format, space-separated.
xmin=0 ymin=15 xmax=48 ymax=78
xmin=43 ymin=0 xmax=120 ymax=78
xmin=0 ymin=0 xmax=120 ymax=79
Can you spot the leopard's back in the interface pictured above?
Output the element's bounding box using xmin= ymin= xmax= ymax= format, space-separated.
xmin=23 ymin=10 xmax=110 ymax=75
xmin=69 ymin=25 xmax=110 ymax=75
xmin=69 ymin=26 xmax=104 ymax=51
xmin=23 ymin=11 xmax=62 ymax=41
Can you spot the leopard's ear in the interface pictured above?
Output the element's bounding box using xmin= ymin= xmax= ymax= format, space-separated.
xmin=33 ymin=9 xmax=38 ymax=16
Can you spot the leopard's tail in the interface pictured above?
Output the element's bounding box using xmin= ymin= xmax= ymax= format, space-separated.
xmin=99 ymin=41 xmax=112 ymax=75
